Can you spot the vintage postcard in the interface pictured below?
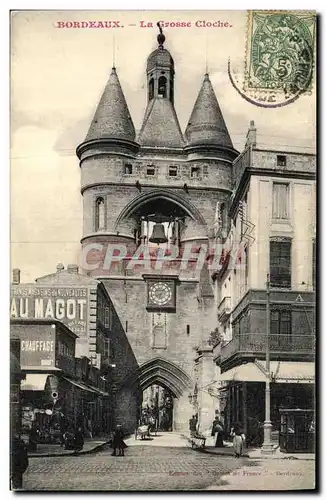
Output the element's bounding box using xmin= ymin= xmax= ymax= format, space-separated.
xmin=10 ymin=10 xmax=316 ymax=492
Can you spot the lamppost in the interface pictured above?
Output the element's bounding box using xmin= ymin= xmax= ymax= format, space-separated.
xmin=261 ymin=274 xmax=274 ymax=455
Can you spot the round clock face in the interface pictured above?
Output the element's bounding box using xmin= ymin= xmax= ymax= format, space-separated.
xmin=149 ymin=282 xmax=172 ymax=306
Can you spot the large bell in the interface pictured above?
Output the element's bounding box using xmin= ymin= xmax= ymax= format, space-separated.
xmin=149 ymin=223 xmax=168 ymax=244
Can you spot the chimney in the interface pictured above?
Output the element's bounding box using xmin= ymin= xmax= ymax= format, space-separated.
xmin=67 ymin=264 xmax=79 ymax=274
xmin=56 ymin=263 xmax=64 ymax=273
xmin=245 ymin=120 xmax=257 ymax=148
xmin=12 ymin=268 xmax=21 ymax=285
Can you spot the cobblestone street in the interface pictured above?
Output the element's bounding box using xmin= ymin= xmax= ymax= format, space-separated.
xmin=22 ymin=433 xmax=315 ymax=491
xmin=23 ymin=433 xmax=251 ymax=491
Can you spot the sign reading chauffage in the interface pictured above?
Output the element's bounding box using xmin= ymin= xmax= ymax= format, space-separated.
xmin=10 ymin=286 xmax=89 ymax=336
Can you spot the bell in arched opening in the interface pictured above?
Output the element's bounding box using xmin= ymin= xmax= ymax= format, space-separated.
xmin=149 ymin=223 xmax=168 ymax=244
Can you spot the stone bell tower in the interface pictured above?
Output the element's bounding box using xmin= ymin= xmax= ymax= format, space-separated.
xmin=76 ymin=27 xmax=239 ymax=432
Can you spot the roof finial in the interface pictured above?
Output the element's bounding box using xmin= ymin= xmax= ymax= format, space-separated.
xmin=157 ymin=22 xmax=165 ymax=48
xmin=205 ymin=32 xmax=209 ymax=76
xmin=112 ymin=34 xmax=116 ymax=69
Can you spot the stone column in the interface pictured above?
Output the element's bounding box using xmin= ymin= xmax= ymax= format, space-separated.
xmin=195 ymin=344 xmax=219 ymax=434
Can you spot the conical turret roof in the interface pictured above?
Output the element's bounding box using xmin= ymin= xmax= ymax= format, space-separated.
xmin=185 ymin=74 xmax=233 ymax=148
xmin=85 ymin=67 xmax=136 ymax=142
xmin=138 ymin=97 xmax=185 ymax=149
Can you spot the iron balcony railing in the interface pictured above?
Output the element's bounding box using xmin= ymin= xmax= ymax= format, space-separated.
xmin=220 ymin=334 xmax=315 ymax=362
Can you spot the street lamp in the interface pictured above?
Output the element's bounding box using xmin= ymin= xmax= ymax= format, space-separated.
xmin=261 ymin=274 xmax=274 ymax=455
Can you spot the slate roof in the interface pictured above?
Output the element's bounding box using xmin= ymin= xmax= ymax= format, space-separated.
xmin=185 ymin=74 xmax=233 ymax=148
xmin=138 ymin=97 xmax=185 ymax=149
xmin=85 ymin=67 xmax=136 ymax=142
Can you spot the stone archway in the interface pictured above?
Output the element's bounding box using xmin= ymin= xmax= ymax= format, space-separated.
xmin=117 ymin=357 xmax=194 ymax=432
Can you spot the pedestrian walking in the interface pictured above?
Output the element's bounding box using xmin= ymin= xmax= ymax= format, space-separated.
xmin=10 ymin=434 xmax=29 ymax=490
xmin=73 ymin=426 xmax=84 ymax=453
xmin=230 ymin=422 xmax=245 ymax=458
xmin=212 ymin=417 xmax=224 ymax=447
xmin=111 ymin=425 xmax=127 ymax=456
xmin=189 ymin=415 xmax=197 ymax=437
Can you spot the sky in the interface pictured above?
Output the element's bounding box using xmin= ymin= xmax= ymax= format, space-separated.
xmin=10 ymin=10 xmax=316 ymax=283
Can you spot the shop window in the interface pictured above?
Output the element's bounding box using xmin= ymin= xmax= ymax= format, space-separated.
xmin=277 ymin=155 xmax=287 ymax=167
xmin=124 ymin=163 xmax=133 ymax=175
xmin=270 ymin=239 xmax=291 ymax=288
xmin=273 ymin=183 xmax=289 ymax=219
xmin=95 ymin=197 xmax=105 ymax=231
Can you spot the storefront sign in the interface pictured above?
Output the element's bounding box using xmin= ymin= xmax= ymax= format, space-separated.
xmin=20 ymin=334 xmax=55 ymax=368
xmin=10 ymin=286 xmax=89 ymax=336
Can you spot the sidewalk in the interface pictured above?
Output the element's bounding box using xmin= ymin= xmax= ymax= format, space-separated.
xmin=28 ymin=437 xmax=110 ymax=458
xmin=183 ymin=434 xmax=315 ymax=461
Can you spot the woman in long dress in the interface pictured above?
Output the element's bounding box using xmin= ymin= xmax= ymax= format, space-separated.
xmin=231 ymin=423 xmax=244 ymax=458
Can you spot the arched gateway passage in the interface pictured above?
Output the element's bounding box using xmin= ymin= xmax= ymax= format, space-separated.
xmin=118 ymin=357 xmax=193 ymax=432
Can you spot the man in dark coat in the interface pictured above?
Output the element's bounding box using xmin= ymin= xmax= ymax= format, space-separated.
xmin=212 ymin=417 xmax=224 ymax=447
xmin=111 ymin=425 xmax=127 ymax=456
xmin=189 ymin=415 xmax=197 ymax=437
xmin=73 ymin=426 xmax=84 ymax=453
xmin=10 ymin=435 xmax=29 ymax=490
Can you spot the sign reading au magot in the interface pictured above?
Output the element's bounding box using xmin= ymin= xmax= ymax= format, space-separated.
xmin=10 ymin=286 xmax=89 ymax=337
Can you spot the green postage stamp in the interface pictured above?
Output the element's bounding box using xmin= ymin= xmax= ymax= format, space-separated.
xmin=244 ymin=10 xmax=316 ymax=97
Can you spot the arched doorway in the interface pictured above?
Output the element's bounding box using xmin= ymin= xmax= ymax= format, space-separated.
xmin=141 ymin=385 xmax=174 ymax=432
xmin=121 ymin=357 xmax=193 ymax=431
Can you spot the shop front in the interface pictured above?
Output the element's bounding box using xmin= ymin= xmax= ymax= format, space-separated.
xmin=219 ymin=361 xmax=315 ymax=448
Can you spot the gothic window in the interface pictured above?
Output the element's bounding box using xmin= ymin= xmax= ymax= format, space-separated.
xmin=152 ymin=313 xmax=167 ymax=349
xmin=170 ymin=79 xmax=174 ymax=103
xmin=273 ymin=183 xmax=289 ymax=219
xmin=149 ymin=78 xmax=154 ymax=100
xmin=95 ymin=197 xmax=105 ymax=231
xmin=270 ymin=238 xmax=291 ymax=288
xmin=158 ymin=76 xmax=167 ymax=97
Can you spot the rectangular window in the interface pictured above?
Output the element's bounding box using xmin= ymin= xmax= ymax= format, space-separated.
xmin=169 ymin=166 xmax=178 ymax=177
xmin=104 ymin=307 xmax=112 ymax=329
xmin=270 ymin=240 xmax=291 ymax=288
xmin=272 ymin=183 xmax=289 ymax=219
xmin=244 ymin=245 xmax=249 ymax=286
xmin=312 ymin=240 xmax=316 ymax=291
xmin=147 ymin=166 xmax=155 ymax=176
xmin=277 ymin=155 xmax=287 ymax=167
xmin=191 ymin=166 xmax=200 ymax=178
xmin=270 ymin=309 xmax=292 ymax=348
xmin=124 ymin=163 xmax=133 ymax=175
xmin=104 ymin=338 xmax=111 ymax=359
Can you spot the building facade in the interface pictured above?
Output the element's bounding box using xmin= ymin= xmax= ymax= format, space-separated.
xmin=76 ymin=30 xmax=239 ymax=431
xmin=212 ymin=124 xmax=316 ymax=447
xmin=10 ymin=264 xmax=139 ymax=435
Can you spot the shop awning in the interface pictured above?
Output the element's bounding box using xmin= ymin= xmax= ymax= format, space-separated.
xmin=21 ymin=373 xmax=49 ymax=391
xmin=219 ymin=361 xmax=315 ymax=384
xmin=62 ymin=377 xmax=98 ymax=394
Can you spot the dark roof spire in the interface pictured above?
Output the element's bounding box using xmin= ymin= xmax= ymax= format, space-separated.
xmin=84 ymin=66 xmax=135 ymax=142
xmin=185 ymin=73 xmax=233 ymax=148
xmin=157 ymin=22 xmax=165 ymax=47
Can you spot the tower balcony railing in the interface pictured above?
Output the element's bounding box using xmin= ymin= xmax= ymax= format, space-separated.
xmin=217 ymin=296 xmax=231 ymax=322
xmin=220 ymin=333 xmax=315 ymax=363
